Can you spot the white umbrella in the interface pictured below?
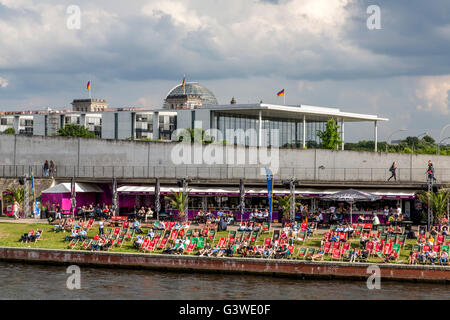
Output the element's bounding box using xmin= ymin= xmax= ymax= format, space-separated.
xmin=320 ymin=189 xmax=381 ymax=224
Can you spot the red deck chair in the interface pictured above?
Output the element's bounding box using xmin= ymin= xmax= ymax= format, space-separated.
xmin=163 ymin=221 xmax=169 ymax=229
xmin=169 ymin=229 xmax=178 ymax=241
xmin=332 ymin=242 xmax=340 ymax=250
xmin=139 ymin=240 xmax=150 ymax=251
xmin=432 ymin=245 xmax=440 ymax=253
xmin=158 ymin=238 xmax=168 ymax=249
xmin=437 ymin=235 xmax=444 ymax=246
xmin=332 ymin=248 xmax=341 ymax=260
xmin=338 ymin=232 xmax=347 ymax=241
xmin=202 ymin=228 xmax=209 ymax=237
xmin=219 ymin=238 xmax=226 ymax=246
xmin=264 ymin=238 xmax=271 ymax=248
xmin=301 ymin=223 xmax=308 ymax=231
xmin=323 ymin=242 xmax=332 ymax=254
xmin=168 ymin=222 xmax=176 ymax=230
xmin=374 ymin=242 xmax=383 ymax=256
xmin=341 ymin=242 xmax=350 ymax=254
xmin=383 ymin=242 xmax=392 ymax=255
xmin=122 ymin=221 xmax=129 ymax=229
xmin=147 ymin=239 xmax=157 ymax=251
xmin=366 ymin=241 xmax=374 ymax=254
xmin=185 ymin=242 xmax=195 ymax=253
xmin=228 ymin=238 xmax=235 ymax=246
xmin=422 ymin=245 xmax=431 ymax=254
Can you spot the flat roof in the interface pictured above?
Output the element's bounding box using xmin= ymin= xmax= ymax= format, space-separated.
xmin=203 ymin=103 xmax=388 ymax=123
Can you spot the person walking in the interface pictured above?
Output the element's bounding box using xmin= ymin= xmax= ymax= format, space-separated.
xmin=43 ymin=160 xmax=49 ymax=177
xmin=49 ymin=160 xmax=55 ymax=177
xmin=427 ymin=160 xmax=437 ymax=182
xmin=387 ymin=161 xmax=397 ymax=181
xmin=12 ymin=199 xmax=20 ymax=220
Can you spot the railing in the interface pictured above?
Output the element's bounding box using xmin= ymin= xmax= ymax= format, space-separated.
xmin=1 ymin=165 xmax=449 ymax=183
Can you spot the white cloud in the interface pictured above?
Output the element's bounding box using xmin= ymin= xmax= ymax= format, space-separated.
xmin=0 ymin=77 xmax=8 ymax=88
xmin=415 ymin=75 xmax=450 ymax=115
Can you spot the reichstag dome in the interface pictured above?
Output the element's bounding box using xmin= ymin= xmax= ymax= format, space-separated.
xmin=164 ymin=82 xmax=218 ymax=109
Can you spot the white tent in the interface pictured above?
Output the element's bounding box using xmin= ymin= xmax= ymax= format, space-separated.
xmin=41 ymin=183 xmax=103 ymax=194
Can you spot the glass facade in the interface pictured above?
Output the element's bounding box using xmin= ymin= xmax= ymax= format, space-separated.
xmin=212 ymin=112 xmax=326 ymax=148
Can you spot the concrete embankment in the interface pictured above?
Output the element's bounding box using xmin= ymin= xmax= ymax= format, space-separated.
xmin=0 ymin=247 xmax=449 ymax=283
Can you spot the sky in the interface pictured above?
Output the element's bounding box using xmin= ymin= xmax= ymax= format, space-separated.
xmin=0 ymin=0 xmax=450 ymax=142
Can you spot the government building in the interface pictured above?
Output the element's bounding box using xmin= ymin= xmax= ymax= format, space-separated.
xmin=0 ymin=82 xmax=388 ymax=150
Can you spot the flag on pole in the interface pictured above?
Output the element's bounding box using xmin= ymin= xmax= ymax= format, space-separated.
xmin=277 ymin=89 xmax=285 ymax=97
xmin=182 ymin=76 xmax=186 ymax=88
xmin=87 ymin=81 xmax=91 ymax=91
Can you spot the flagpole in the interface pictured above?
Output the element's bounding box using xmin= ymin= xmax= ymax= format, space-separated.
xmin=183 ymin=74 xmax=186 ymax=95
xmin=284 ymin=91 xmax=286 ymax=105
xmin=89 ymin=80 xmax=92 ymax=99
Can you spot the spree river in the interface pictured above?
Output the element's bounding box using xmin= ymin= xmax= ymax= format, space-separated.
xmin=0 ymin=262 xmax=449 ymax=300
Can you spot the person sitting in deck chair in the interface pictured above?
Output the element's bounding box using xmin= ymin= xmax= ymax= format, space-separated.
xmin=440 ymin=250 xmax=448 ymax=265
xmin=132 ymin=219 xmax=143 ymax=234
xmin=311 ymin=249 xmax=324 ymax=261
xmin=428 ymin=251 xmax=438 ymax=265
xmin=65 ymin=230 xmax=78 ymax=242
xmin=408 ymin=252 xmax=417 ymax=265
xmin=133 ymin=236 xmax=144 ymax=249
xmin=349 ymin=250 xmax=360 ymax=263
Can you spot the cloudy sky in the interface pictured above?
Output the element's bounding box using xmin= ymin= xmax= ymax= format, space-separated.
xmin=0 ymin=0 xmax=450 ymax=142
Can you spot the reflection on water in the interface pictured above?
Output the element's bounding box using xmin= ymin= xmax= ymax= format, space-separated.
xmin=0 ymin=262 xmax=449 ymax=300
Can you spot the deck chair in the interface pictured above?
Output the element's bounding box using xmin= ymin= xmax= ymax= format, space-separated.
xmin=139 ymin=240 xmax=150 ymax=252
xmin=365 ymin=241 xmax=374 ymax=255
xmin=185 ymin=229 xmax=193 ymax=238
xmin=297 ymin=230 xmax=307 ymax=243
xmin=208 ymin=230 xmax=216 ymax=242
xmin=306 ymin=248 xmax=316 ymax=260
xmin=331 ymin=248 xmax=341 ymax=260
xmin=228 ymin=230 xmax=236 ymax=240
xmin=263 ymin=238 xmax=271 ymax=248
xmin=341 ymin=242 xmax=350 ymax=254
xmin=185 ymin=241 xmax=196 ymax=254
xmin=262 ymin=222 xmax=270 ymax=233
xmin=81 ymin=239 xmax=91 ymax=249
xmin=218 ymin=238 xmax=227 ymax=246
xmin=374 ymin=242 xmax=383 ymax=257
xmin=68 ymin=238 xmax=79 ymax=249
xmin=297 ymin=247 xmax=307 ymax=259
xmin=197 ymin=237 xmax=206 ymax=249
xmin=272 ymin=230 xmax=280 ymax=242
xmin=323 ymin=242 xmax=332 ymax=255
xmin=342 ymin=249 xmax=353 ymax=261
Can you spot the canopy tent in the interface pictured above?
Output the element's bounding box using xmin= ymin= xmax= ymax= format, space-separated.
xmin=320 ymin=189 xmax=382 ymax=224
xmin=117 ymin=185 xmax=415 ymax=199
xmin=41 ymin=183 xmax=104 ymax=212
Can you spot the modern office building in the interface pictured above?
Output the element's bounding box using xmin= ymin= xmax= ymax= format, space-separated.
xmin=0 ymin=82 xmax=388 ymax=149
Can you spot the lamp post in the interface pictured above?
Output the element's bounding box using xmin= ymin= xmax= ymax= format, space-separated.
xmin=437 ymin=137 xmax=450 ymax=155
xmin=437 ymin=124 xmax=450 ymax=155
xmin=386 ymin=129 xmax=407 ymax=152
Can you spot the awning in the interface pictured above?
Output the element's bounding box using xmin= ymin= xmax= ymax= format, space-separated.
xmin=117 ymin=185 xmax=416 ymax=199
xmin=41 ymin=183 xmax=103 ymax=194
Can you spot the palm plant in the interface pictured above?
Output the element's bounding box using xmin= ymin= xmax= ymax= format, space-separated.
xmin=274 ymin=195 xmax=301 ymax=221
xmin=164 ymin=190 xmax=190 ymax=221
xmin=416 ymin=188 xmax=450 ymax=225
xmin=3 ymin=187 xmax=25 ymax=213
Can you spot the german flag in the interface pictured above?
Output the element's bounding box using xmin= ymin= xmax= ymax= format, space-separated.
xmin=182 ymin=76 xmax=186 ymax=88
xmin=87 ymin=81 xmax=91 ymax=91
xmin=277 ymin=89 xmax=285 ymax=97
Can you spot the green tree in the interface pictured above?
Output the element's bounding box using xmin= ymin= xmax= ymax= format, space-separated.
xmin=274 ymin=195 xmax=301 ymax=221
xmin=176 ymin=128 xmax=213 ymax=144
xmin=164 ymin=190 xmax=190 ymax=221
xmin=416 ymin=188 xmax=450 ymax=225
xmin=317 ymin=119 xmax=342 ymax=149
xmin=3 ymin=128 xmax=15 ymax=134
xmin=57 ymin=124 xmax=96 ymax=138
xmin=3 ymin=186 xmax=25 ymax=212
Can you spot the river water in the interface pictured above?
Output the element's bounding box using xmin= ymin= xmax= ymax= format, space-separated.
xmin=0 ymin=262 xmax=448 ymax=300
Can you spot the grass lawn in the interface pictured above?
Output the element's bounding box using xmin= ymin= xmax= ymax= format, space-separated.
xmin=0 ymin=222 xmax=418 ymax=264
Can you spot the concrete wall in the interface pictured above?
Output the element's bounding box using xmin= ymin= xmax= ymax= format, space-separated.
xmin=1 ymin=247 xmax=449 ymax=283
xmin=0 ymin=134 xmax=449 ymax=182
